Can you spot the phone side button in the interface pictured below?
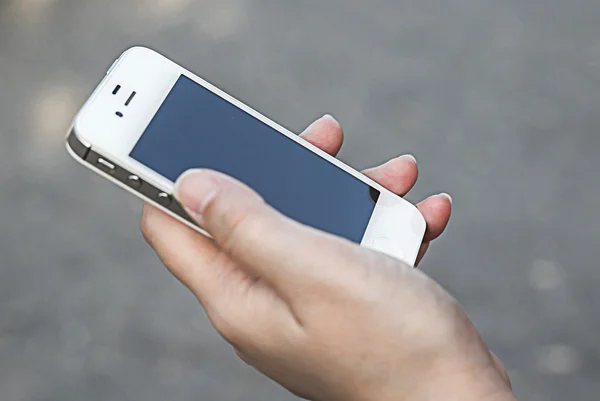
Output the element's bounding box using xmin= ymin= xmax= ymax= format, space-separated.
xmin=157 ymin=192 xmax=172 ymax=207
xmin=96 ymin=158 xmax=116 ymax=174
xmin=127 ymin=175 xmax=142 ymax=190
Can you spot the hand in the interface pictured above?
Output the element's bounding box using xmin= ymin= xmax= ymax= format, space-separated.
xmin=292 ymin=115 xmax=451 ymax=266
xmin=140 ymin=117 xmax=514 ymax=401
xmin=141 ymin=170 xmax=513 ymax=401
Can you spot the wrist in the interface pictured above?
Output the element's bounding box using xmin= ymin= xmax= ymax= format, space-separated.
xmin=407 ymin=365 xmax=516 ymax=401
xmin=355 ymin=365 xmax=516 ymax=401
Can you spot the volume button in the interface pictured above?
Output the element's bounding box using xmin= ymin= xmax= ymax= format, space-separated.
xmin=157 ymin=193 xmax=172 ymax=207
xmin=127 ymin=175 xmax=142 ymax=190
xmin=96 ymin=158 xmax=115 ymax=174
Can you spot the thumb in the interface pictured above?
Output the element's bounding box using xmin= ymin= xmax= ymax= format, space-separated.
xmin=175 ymin=169 xmax=349 ymax=296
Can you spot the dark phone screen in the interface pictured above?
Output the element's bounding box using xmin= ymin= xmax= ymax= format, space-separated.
xmin=130 ymin=75 xmax=378 ymax=243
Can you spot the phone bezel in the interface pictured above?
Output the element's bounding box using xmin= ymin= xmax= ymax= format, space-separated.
xmin=70 ymin=47 xmax=426 ymax=265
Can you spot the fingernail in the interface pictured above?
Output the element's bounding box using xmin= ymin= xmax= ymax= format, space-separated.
xmin=321 ymin=114 xmax=337 ymax=122
xmin=398 ymin=154 xmax=417 ymax=164
xmin=175 ymin=169 xmax=220 ymax=219
xmin=439 ymin=193 xmax=453 ymax=204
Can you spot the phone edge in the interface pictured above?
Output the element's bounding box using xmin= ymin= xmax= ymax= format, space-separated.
xmin=66 ymin=129 xmax=210 ymax=237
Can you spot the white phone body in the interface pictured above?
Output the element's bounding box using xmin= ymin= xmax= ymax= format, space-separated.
xmin=66 ymin=46 xmax=426 ymax=265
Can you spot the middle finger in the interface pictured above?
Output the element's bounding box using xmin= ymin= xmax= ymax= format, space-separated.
xmin=362 ymin=155 xmax=419 ymax=197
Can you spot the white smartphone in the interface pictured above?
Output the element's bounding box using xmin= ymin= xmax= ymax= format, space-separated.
xmin=66 ymin=47 xmax=426 ymax=265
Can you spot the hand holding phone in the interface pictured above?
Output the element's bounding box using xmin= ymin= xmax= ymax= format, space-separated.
xmin=67 ymin=46 xmax=435 ymax=265
xmin=140 ymin=168 xmax=512 ymax=401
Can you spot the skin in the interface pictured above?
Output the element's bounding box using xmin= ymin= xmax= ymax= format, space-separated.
xmin=141 ymin=115 xmax=515 ymax=401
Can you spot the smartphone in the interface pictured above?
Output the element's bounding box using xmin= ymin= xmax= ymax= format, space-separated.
xmin=66 ymin=47 xmax=426 ymax=265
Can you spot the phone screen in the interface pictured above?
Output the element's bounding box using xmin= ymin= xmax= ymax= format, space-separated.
xmin=130 ymin=75 xmax=379 ymax=243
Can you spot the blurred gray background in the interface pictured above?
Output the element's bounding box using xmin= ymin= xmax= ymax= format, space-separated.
xmin=0 ymin=0 xmax=599 ymax=400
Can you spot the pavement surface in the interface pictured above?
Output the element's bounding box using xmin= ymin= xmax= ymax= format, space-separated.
xmin=0 ymin=1 xmax=599 ymax=400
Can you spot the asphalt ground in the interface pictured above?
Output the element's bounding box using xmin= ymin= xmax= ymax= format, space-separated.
xmin=0 ymin=1 xmax=599 ymax=400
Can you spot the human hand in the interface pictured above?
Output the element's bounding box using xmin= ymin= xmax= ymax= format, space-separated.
xmin=140 ymin=117 xmax=513 ymax=401
xmin=291 ymin=115 xmax=451 ymax=266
